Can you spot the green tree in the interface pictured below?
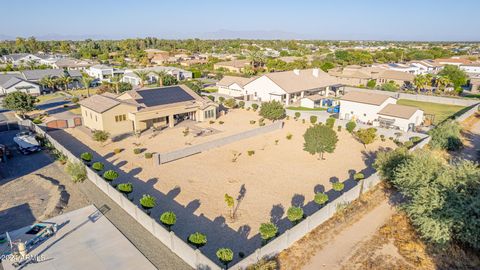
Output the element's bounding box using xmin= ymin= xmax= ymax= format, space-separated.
xmin=224 ymin=193 xmax=235 ymax=220
xmin=216 ymin=248 xmax=234 ymax=268
xmin=287 ymin=206 xmax=304 ymax=224
xmin=188 ymin=232 xmax=207 ymax=248
xmin=162 ymin=74 xmax=178 ymax=86
xmin=380 ymin=81 xmax=399 ymax=92
xmin=160 ymin=211 xmax=176 ymax=231
xmin=326 ymin=117 xmax=336 ymax=129
xmin=259 ymin=101 xmax=285 ymax=121
xmin=259 ymin=222 xmax=278 ymax=241
xmin=224 ymin=98 xmax=237 ymax=108
xmin=366 ymin=79 xmax=376 ymax=89
xmin=133 ymin=70 xmax=149 ymax=87
xmin=303 ymin=124 xmax=338 ymax=160
xmin=2 ymin=92 xmax=37 ymax=118
xmin=355 ymin=128 xmax=377 ymax=148
xmin=346 ymin=121 xmax=356 ymax=133
xmin=438 ymin=65 xmax=468 ymax=92
xmin=81 ymin=76 xmax=94 ymax=97
xmin=428 ymin=120 xmax=462 ymax=151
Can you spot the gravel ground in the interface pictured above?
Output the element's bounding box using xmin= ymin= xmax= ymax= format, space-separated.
xmin=0 ymin=130 xmax=190 ymax=270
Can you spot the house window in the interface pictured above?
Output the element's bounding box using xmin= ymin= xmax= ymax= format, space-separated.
xmin=204 ymin=109 xmax=215 ymax=119
xmin=115 ymin=114 xmax=127 ymax=122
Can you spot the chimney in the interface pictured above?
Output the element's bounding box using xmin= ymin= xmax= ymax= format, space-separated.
xmin=312 ymin=68 xmax=319 ymax=77
xmin=293 ymin=69 xmax=300 ymax=75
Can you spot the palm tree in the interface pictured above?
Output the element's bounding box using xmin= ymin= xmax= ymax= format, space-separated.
xmin=60 ymin=75 xmax=73 ymax=91
xmin=413 ymin=74 xmax=429 ymax=93
xmin=436 ymin=75 xmax=451 ymax=92
xmin=247 ymin=50 xmax=266 ymax=69
xmin=40 ymin=76 xmax=57 ymax=92
xmin=110 ymin=75 xmax=123 ymax=94
xmin=133 ymin=70 xmax=149 ymax=88
xmin=154 ymin=71 xmax=167 ymax=87
xmin=81 ymin=76 xmax=94 ymax=97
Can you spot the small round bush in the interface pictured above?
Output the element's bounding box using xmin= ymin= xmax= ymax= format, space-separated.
xmin=139 ymin=194 xmax=156 ymax=209
xmin=32 ymin=118 xmax=42 ymax=124
xmin=404 ymin=141 xmax=414 ymax=149
xmin=219 ymin=121 xmax=224 ymax=124
xmin=218 ymin=96 xmax=225 ymax=103
xmin=251 ymin=103 xmax=259 ymax=111
xmin=259 ymin=222 xmax=278 ymax=241
xmin=92 ymin=162 xmax=104 ymax=171
xmin=238 ymin=101 xmax=245 ymax=108
xmin=103 ymin=170 xmax=119 ymax=181
xmin=71 ymin=96 xmax=79 ymax=103
xmin=216 ymin=248 xmax=234 ymax=266
xmin=332 ymin=182 xmax=345 ymax=192
xmin=354 ymin=173 xmax=365 ymax=180
xmin=346 ymin=121 xmax=356 ymax=133
xmin=160 ymin=211 xmax=176 ymax=230
xmin=80 ymin=152 xmax=93 ymax=162
xmin=188 ymin=232 xmax=207 ymax=248
xmin=286 ymin=133 xmax=293 ymax=140
xmin=114 ymin=148 xmax=122 ymax=154
xmin=310 ymin=115 xmax=317 ymax=124
xmin=209 ymin=120 xmax=215 ymax=124
xmin=117 ymin=183 xmax=133 ymax=194
xmin=250 ymin=120 xmax=256 ymax=124
xmin=144 ymin=152 xmax=153 ymax=159
xmin=294 ymin=112 xmax=301 ymax=119
xmin=410 ymin=136 xmax=421 ymax=143
xmin=314 ymin=192 xmax=329 ymax=205
xmin=133 ymin=148 xmax=142 ymax=154
xmin=326 ymin=117 xmax=336 ymax=129
xmin=247 ymin=150 xmax=255 ymax=156
xmin=337 ymin=125 xmax=342 ymax=132
xmin=287 ymin=206 xmax=304 ymax=224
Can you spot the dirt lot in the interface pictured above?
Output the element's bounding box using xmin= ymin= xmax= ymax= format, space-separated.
xmin=61 ymin=108 xmax=395 ymax=260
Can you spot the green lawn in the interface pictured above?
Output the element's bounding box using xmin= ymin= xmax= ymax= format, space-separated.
xmin=36 ymin=92 xmax=66 ymax=104
xmin=286 ymin=106 xmax=327 ymax=111
xmin=66 ymin=88 xmax=99 ymax=97
xmin=397 ymin=99 xmax=467 ymax=124
xmin=203 ymin=87 xmax=218 ymax=93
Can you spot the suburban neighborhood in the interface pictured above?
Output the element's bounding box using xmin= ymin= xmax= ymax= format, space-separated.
xmin=1 ymin=1 xmax=480 ymax=270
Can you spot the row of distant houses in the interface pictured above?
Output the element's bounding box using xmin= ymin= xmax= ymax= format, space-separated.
xmin=0 ymin=69 xmax=83 ymax=96
xmin=1 ymin=53 xmax=92 ymax=70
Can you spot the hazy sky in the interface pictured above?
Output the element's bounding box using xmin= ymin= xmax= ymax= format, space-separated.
xmin=2 ymin=0 xmax=479 ymax=41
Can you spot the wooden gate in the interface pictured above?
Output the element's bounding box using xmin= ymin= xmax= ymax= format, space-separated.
xmin=73 ymin=117 xmax=82 ymax=127
xmin=46 ymin=119 xmax=68 ymax=130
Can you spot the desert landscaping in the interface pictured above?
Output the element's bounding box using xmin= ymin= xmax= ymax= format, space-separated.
xmin=60 ymin=107 xmax=396 ymax=259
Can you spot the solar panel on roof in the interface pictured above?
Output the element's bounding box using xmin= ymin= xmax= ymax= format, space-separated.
xmin=136 ymin=86 xmax=195 ymax=107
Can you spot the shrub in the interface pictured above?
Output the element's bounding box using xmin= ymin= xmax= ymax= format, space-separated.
xmin=259 ymin=101 xmax=285 ymax=120
xmin=302 ymin=119 xmax=305 ymax=124
xmin=247 ymin=150 xmax=255 ymax=156
xmin=251 ymin=103 xmax=259 ymax=111
xmin=410 ymin=136 xmax=421 ymax=143
xmin=404 ymin=141 xmax=414 ymax=149
xmin=259 ymin=118 xmax=265 ymax=123
xmin=114 ymin=148 xmax=122 ymax=154
xmin=287 ymin=206 xmax=304 ymax=224
xmin=209 ymin=120 xmax=215 ymax=124
xmin=250 ymin=120 xmax=256 ymax=124
xmin=355 ymin=128 xmax=377 ymax=148
xmin=389 ymin=136 xmax=394 ymax=141
xmin=332 ymin=182 xmax=345 ymax=192
xmin=71 ymin=96 xmax=79 ymax=103
xmin=326 ymin=117 xmax=336 ymax=129
xmin=246 ymin=107 xmax=251 ymax=111
xmin=32 ymin=118 xmax=42 ymax=124
xmin=216 ymin=248 xmax=234 ymax=267
xmin=92 ymin=162 xmax=104 ymax=171
xmin=139 ymin=194 xmax=156 ymax=209
xmin=93 ymin=130 xmax=110 ymax=145
xmin=353 ymin=173 xmax=365 ymax=180
xmin=65 ymin=161 xmax=86 ymax=183
xmin=428 ymin=120 xmax=462 ymax=151
xmin=219 ymin=121 xmax=224 ymax=124
xmin=80 ymin=152 xmax=92 ymax=162
xmin=310 ymin=115 xmax=317 ymax=124
xmin=224 ymin=98 xmax=237 ymax=108
xmin=294 ymin=112 xmax=301 ymax=119
xmin=103 ymin=170 xmax=119 ymax=181
xmin=144 ymin=152 xmax=153 ymax=159
xmin=188 ymin=232 xmax=207 ymax=248
xmin=117 ymin=183 xmax=133 ymax=194
xmin=274 ymin=139 xmax=279 ymax=145
xmin=337 ymin=125 xmax=342 ymax=132
xmin=160 ymin=211 xmax=176 ymax=230
xmin=346 ymin=121 xmax=356 ymax=133
xmin=183 ymin=128 xmax=189 ymax=136
xmin=380 ymin=134 xmax=386 ymax=142
xmin=238 ymin=101 xmax=245 ymax=108
xmin=286 ymin=133 xmax=293 ymax=140
xmin=218 ymin=96 xmax=225 ymax=103
xmin=259 ymin=223 xmax=278 ymax=241
xmin=314 ymin=192 xmax=329 ymax=206
xmin=133 ymin=148 xmax=142 ymax=154
xmin=207 ymin=95 xmax=214 ymax=101
xmin=286 ymin=116 xmax=290 ymax=120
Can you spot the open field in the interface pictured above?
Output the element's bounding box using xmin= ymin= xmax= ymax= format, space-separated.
xmin=60 ymin=108 xmax=395 ymax=261
xmin=397 ymin=99 xmax=467 ymax=124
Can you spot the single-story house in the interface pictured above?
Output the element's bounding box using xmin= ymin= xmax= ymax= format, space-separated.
xmin=339 ymin=91 xmax=423 ymax=131
xmin=213 ymin=59 xmax=251 ymax=73
xmin=79 ymin=85 xmax=218 ymax=136
xmin=299 ymin=94 xmax=339 ymax=109
xmin=21 ymin=69 xmax=83 ymax=90
xmin=329 ymin=65 xmax=415 ymax=88
xmin=243 ymin=68 xmax=341 ymax=105
xmin=216 ymin=76 xmax=255 ymax=97
xmin=0 ymin=74 xmax=41 ymax=96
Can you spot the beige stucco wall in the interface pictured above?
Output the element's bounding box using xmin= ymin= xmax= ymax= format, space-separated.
xmin=81 ymin=106 xmax=104 ymax=131
xmin=81 ymin=103 xmax=137 ymax=136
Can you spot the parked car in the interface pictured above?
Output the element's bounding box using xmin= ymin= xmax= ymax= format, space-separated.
xmin=13 ymin=131 xmax=41 ymax=154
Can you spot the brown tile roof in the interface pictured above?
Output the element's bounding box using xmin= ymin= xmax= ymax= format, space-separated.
xmin=340 ymin=91 xmax=392 ymax=106
xmin=263 ymin=69 xmax=339 ymax=93
xmin=378 ymin=104 xmax=421 ymax=119
xmin=217 ymin=76 xmax=255 ymax=87
xmin=435 ymin=58 xmax=472 ymax=65
xmin=378 ymin=70 xmax=415 ymax=81
xmin=302 ymin=94 xmax=323 ymax=101
xmin=214 ymin=59 xmax=250 ymax=69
